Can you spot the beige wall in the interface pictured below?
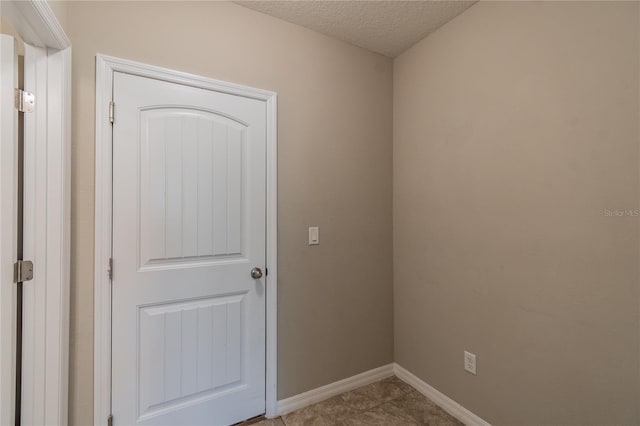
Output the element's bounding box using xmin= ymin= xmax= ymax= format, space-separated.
xmin=48 ymin=0 xmax=68 ymax=33
xmin=0 ymin=16 xmax=24 ymax=54
xmin=394 ymin=2 xmax=639 ymax=425
xmin=65 ymin=2 xmax=393 ymax=424
xmin=0 ymin=16 xmax=19 ymax=39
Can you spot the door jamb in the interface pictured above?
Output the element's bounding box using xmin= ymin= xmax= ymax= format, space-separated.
xmin=93 ymin=54 xmax=278 ymax=425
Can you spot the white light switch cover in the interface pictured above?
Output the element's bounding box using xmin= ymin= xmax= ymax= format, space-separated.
xmin=308 ymin=227 xmax=319 ymax=245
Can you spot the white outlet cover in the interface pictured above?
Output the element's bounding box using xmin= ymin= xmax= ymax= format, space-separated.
xmin=464 ymin=351 xmax=477 ymax=375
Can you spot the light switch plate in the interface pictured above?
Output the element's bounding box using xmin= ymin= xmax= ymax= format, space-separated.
xmin=308 ymin=227 xmax=319 ymax=245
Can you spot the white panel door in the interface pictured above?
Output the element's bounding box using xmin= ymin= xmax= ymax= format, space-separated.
xmin=0 ymin=34 xmax=18 ymax=426
xmin=112 ymin=72 xmax=266 ymax=426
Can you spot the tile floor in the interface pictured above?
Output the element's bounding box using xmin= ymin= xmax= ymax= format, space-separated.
xmin=255 ymin=376 xmax=464 ymax=426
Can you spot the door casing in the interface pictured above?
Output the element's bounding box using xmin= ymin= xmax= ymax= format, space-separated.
xmin=93 ymin=54 xmax=278 ymax=426
xmin=0 ymin=33 xmax=19 ymax=426
xmin=0 ymin=2 xmax=71 ymax=425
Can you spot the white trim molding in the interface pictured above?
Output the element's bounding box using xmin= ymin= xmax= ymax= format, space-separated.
xmin=94 ymin=54 xmax=278 ymax=426
xmin=0 ymin=0 xmax=70 ymax=49
xmin=394 ymin=364 xmax=491 ymax=426
xmin=275 ymin=363 xmax=491 ymax=426
xmin=276 ymin=364 xmax=395 ymax=417
xmin=21 ymin=42 xmax=72 ymax=426
xmin=0 ymin=2 xmax=71 ymax=424
xmin=0 ymin=34 xmax=19 ymax=426
xmin=264 ymin=77 xmax=279 ymax=420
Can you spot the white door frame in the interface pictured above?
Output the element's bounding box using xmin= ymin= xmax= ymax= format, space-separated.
xmin=0 ymin=33 xmax=19 ymax=426
xmin=94 ymin=55 xmax=278 ymax=425
xmin=0 ymin=1 xmax=71 ymax=425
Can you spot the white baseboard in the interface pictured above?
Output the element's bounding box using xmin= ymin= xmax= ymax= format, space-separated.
xmin=394 ymin=363 xmax=491 ymax=426
xmin=276 ymin=363 xmax=395 ymax=416
xmin=274 ymin=362 xmax=490 ymax=426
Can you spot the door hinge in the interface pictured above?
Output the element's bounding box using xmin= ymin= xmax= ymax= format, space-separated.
xmin=107 ymin=257 xmax=113 ymax=280
xmin=15 ymin=89 xmax=35 ymax=113
xmin=108 ymin=101 xmax=115 ymax=124
xmin=107 ymin=414 xmax=113 ymax=426
xmin=14 ymin=260 xmax=34 ymax=283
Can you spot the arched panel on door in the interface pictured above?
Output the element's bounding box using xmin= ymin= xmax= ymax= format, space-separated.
xmin=138 ymin=106 xmax=249 ymax=271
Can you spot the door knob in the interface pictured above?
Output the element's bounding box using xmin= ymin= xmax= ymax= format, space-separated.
xmin=251 ymin=267 xmax=263 ymax=279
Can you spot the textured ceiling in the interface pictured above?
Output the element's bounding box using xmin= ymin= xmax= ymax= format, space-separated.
xmin=234 ymin=1 xmax=476 ymax=57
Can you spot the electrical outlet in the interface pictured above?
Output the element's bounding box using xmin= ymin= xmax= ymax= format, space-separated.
xmin=464 ymin=351 xmax=477 ymax=375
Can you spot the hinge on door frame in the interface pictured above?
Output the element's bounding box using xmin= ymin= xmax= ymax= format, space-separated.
xmin=107 ymin=257 xmax=113 ymax=280
xmin=107 ymin=414 xmax=113 ymax=426
xmin=108 ymin=101 xmax=115 ymax=124
xmin=15 ymin=89 xmax=35 ymax=113
xmin=14 ymin=260 xmax=34 ymax=283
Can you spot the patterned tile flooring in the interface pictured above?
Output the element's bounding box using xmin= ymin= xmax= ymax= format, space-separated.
xmin=255 ymin=376 xmax=464 ymax=426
